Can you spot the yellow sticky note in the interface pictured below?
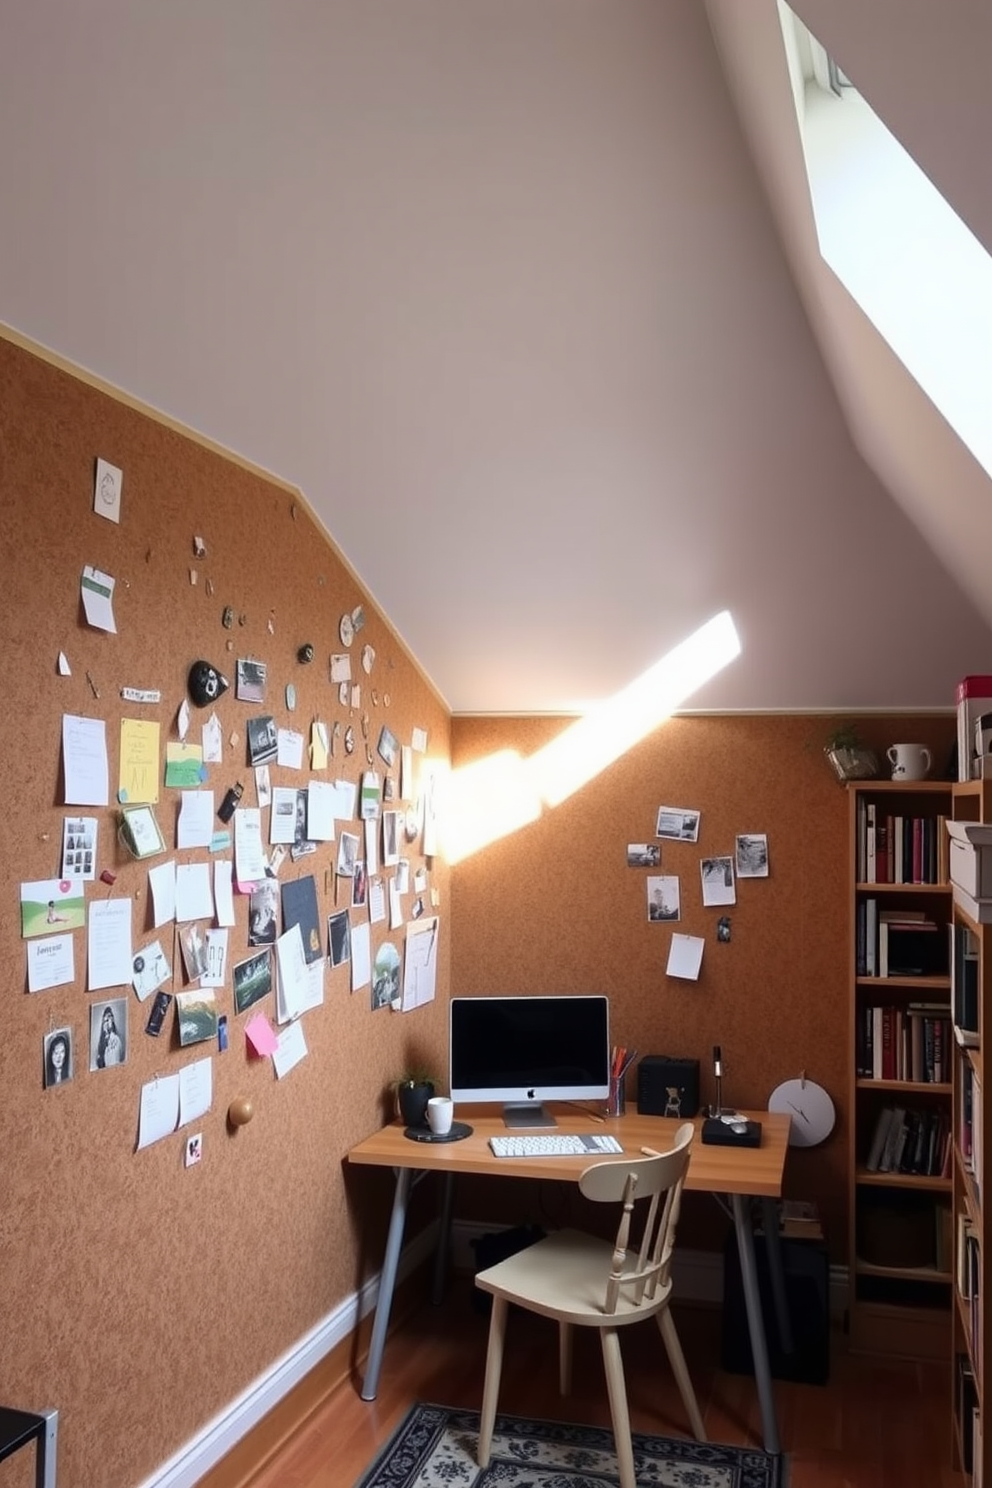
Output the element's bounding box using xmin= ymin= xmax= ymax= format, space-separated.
xmin=119 ymin=718 xmax=160 ymax=804
xmin=310 ymin=720 xmax=329 ymax=771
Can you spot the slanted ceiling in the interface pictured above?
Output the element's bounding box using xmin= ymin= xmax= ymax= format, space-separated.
xmin=1 ymin=0 xmax=989 ymax=714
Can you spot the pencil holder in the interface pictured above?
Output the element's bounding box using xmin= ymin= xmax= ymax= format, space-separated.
xmin=606 ymin=1074 xmax=626 ymax=1118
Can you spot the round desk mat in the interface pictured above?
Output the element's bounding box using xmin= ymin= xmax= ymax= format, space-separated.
xmin=403 ymin=1121 xmax=473 ymax=1144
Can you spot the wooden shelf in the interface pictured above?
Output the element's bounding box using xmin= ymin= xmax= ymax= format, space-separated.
xmin=856 ymin=1078 xmax=952 ymax=1094
xmin=855 ymin=1258 xmax=952 ymax=1284
xmin=855 ymin=1167 xmax=952 ymax=1192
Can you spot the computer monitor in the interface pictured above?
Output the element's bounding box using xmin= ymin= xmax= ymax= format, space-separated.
xmin=449 ymin=994 xmax=611 ymax=1128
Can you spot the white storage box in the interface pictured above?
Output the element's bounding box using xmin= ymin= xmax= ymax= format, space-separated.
xmin=947 ymin=821 xmax=992 ymax=900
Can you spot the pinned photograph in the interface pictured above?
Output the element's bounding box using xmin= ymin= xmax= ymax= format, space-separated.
xmin=249 ymin=881 xmax=279 ymax=945
xmin=233 ymin=949 xmax=273 ymax=1014
xmin=717 ymin=916 xmax=732 ymax=943
xmin=62 ymin=816 xmax=97 ymax=881
xmin=175 ymin=989 xmax=219 ymax=1047
xmin=700 ymin=856 xmax=736 ymax=907
xmin=91 ymin=998 xmax=127 ymax=1071
xmin=179 ymin=921 xmax=210 ymax=983
xmin=132 ymin=940 xmax=171 ymax=1000
xmin=647 ymin=875 xmax=680 ymax=921
xmin=247 ymin=714 xmax=278 ymax=766
xmin=655 ymin=806 xmax=700 ymax=843
xmin=627 ymin=843 xmax=660 ymax=868
xmin=328 ymin=909 xmax=351 ymax=968
xmin=377 ymin=724 xmax=399 ymax=769
xmin=736 ymin=833 xmax=770 ymax=878
xmin=93 ymin=456 xmax=123 ymax=524
xmin=21 ymin=878 xmax=86 ymax=938
xmin=44 ymin=1027 xmax=73 ymax=1088
xmin=337 ymin=831 xmax=359 ymax=878
xmin=372 ymin=940 xmax=400 ymax=1009
xmin=236 ymin=658 xmax=267 ymax=703
xmin=352 ymin=861 xmax=368 ymax=908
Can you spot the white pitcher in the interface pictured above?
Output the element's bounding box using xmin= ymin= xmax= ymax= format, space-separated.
xmin=886 ymin=743 xmax=931 ymax=781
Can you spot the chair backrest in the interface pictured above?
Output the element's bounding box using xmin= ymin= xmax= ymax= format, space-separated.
xmin=577 ymin=1121 xmax=694 ymax=1314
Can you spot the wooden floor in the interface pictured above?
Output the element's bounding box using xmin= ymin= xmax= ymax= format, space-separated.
xmin=229 ymin=1278 xmax=965 ymax=1488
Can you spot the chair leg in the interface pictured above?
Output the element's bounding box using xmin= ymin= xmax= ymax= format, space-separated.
xmin=658 ymin=1306 xmax=706 ymax=1441
xmin=599 ymin=1327 xmax=636 ymax=1488
xmin=478 ymin=1296 xmax=508 ymax=1467
xmin=558 ymin=1320 xmax=573 ymax=1395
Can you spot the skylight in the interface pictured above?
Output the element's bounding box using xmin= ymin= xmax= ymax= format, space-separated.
xmin=780 ymin=4 xmax=992 ymax=483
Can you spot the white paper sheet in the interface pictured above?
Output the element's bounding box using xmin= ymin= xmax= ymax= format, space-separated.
xmin=201 ymin=712 xmax=223 ymax=763
xmin=277 ymin=729 xmax=304 ymax=769
xmin=389 ymin=878 xmax=404 ymax=929
xmin=178 ymin=1056 xmax=213 ymax=1125
xmin=137 ymin=1074 xmax=180 ymax=1149
xmin=201 ymin=928 xmax=229 ymax=988
xmin=350 ymin=921 xmax=371 ymax=992
xmin=369 ymin=878 xmax=386 ymax=924
xmin=270 ymin=787 xmax=298 ymax=844
xmin=307 ymin=780 xmax=336 ymax=841
xmin=27 ymin=934 xmax=75 ymax=992
xmin=332 ymin=779 xmax=357 ymax=820
xmin=234 ymin=807 xmax=266 ymax=884
xmin=177 ymin=790 xmax=215 ymax=849
xmin=175 ymin=862 xmax=213 ymax=922
xmin=272 ymin=1019 xmax=308 ymax=1078
xmin=401 ymin=917 xmax=439 ymax=1011
xmin=62 ymin=714 xmax=109 ymax=806
xmin=213 ymin=860 xmax=236 ymax=926
xmin=87 ymin=898 xmax=133 ymax=990
xmin=275 ymin=923 xmax=310 ymax=1022
xmin=364 ymin=816 xmax=379 ymax=875
xmin=666 ymin=934 xmax=705 ymax=980
xmin=148 ymin=860 xmax=177 ymax=927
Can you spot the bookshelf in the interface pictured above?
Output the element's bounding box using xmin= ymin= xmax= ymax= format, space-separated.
xmin=951 ymin=782 xmax=991 ymax=1486
xmin=848 ymin=780 xmax=954 ymax=1361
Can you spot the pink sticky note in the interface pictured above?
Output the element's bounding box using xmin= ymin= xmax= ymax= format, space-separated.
xmin=245 ymin=1013 xmax=278 ymax=1056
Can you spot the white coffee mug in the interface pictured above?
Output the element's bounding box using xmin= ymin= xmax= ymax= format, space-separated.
xmin=426 ymin=1096 xmax=454 ymax=1136
xmin=886 ymin=743 xmax=931 ymax=781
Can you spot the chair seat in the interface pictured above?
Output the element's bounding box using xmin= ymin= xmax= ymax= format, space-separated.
xmin=476 ymin=1227 xmax=672 ymax=1327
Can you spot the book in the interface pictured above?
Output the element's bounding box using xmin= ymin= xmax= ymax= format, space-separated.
xmin=865 ymin=1106 xmax=894 ymax=1170
xmin=878 ymin=1106 xmax=906 ymax=1171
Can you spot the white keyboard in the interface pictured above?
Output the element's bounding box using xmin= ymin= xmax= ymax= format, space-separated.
xmin=489 ymin=1132 xmax=624 ymax=1158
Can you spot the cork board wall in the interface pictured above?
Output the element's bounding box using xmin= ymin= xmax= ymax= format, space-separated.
xmin=0 ymin=333 xmax=451 ymax=1488
xmin=449 ymin=711 xmax=956 ymax=1254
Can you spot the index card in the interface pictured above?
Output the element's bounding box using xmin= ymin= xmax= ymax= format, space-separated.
xmin=277 ymin=728 xmax=304 ymax=769
xmin=27 ymin=934 xmax=75 ymax=992
xmin=81 ymin=565 xmax=117 ymax=631
xmin=666 ymin=934 xmax=704 ymax=981
xmin=307 ymin=780 xmax=336 ymax=841
xmin=148 ymin=860 xmax=177 ymax=927
xmin=175 ymin=862 xmax=213 ymax=922
xmin=177 ymin=790 xmax=215 ymax=849
xmin=273 ymin=1018 xmax=308 ymax=1079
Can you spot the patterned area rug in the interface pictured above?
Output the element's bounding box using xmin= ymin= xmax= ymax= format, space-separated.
xmin=355 ymin=1402 xmax=783 ymax=1487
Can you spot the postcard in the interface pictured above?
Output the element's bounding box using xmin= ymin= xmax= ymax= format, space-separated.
xmin=234 ymin=949 xmax=273 ymax=1014
xmin=647 ymin=875 xmax=680 ymax=922
xmin=165 ymin=742 xmax=205 ymax=789
xmin=736 ymin=833 xmax=770 ymax=878
xmin=700 ymin=856 xmax=736 ymax=906
xmin=131 ymin=940 xmax=172 ymax=1000
xmin=236 ymin=658 xmax=267 ymax=703
xmin=247 ymin=715 xmax=278 ymax=766
xmin=655 ymin=806 xmax=700 ymax=842
xmin=627 ymin=843 xmax=660 ymax=867
xmin=176 ymin=989 xmax=219 ymax=1047
xmin=21 ymin=878 xmax=86 ymax=938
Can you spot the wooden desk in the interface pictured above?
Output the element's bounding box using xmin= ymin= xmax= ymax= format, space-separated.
xmin=348 ymin=1107 xmax=791 ymax=1454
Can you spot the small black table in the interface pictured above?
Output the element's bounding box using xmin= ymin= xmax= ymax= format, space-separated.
xmin=0 ymin=1406 xmax=58 ymax=1487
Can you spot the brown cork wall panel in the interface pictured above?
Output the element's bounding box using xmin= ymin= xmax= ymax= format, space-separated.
xmin=449 ymin=712 xmax=955 ymax=1257
xmin=0 ymin=334 xmax=452 ymax=1488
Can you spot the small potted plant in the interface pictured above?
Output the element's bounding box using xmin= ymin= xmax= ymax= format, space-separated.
xmin=821 ymin=722 xmax=879 ymax=782
xmin=394 ymin=1069 xmax=436 ymax=1128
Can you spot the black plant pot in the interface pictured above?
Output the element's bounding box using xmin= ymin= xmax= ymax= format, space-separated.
xmin=397 ymin=1081 xmax=434 ymax=1128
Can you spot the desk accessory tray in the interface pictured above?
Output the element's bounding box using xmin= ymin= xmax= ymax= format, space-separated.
xmin=403 ymin=1121 xmax=473 ymax=1143
xmin=701 ymin=1117 xmax=762 ymax=1147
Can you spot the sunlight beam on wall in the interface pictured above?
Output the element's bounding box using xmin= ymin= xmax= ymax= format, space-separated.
xmin=442 ymin=611 xmax=740 ymax=864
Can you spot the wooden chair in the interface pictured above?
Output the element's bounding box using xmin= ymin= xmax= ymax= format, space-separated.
xmin=474 ymin=1122 xmax=704 ymax=1488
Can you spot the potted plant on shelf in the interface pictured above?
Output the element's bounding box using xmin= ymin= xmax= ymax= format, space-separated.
xmin=821 ymin=722 xmax=879 ymax=783
xmin=394 ymin=1069 xmax=436 ymax=1128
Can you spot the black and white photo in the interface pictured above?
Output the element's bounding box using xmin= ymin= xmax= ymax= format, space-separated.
xmin=91 ymin=998 xmax=127 ymax=1071
xmin=236 ymin=657 xmax=267 ymax=703
xmin=646 ymin=874 xmax=680 ymax=921
xmin=627 ymin=843 xmax=661 ymax=868
xmin=44 ymin=1027 xmax=73 ymax=1087
xmin=655 ymin=806 xmax=700 ymax=843
xmin=247 ymin=714 xmax=278 ymax=765
xmin=700 ymin=855 xmax=736 ymax=907
xmin=736 ymin=833 xmax=769 ymax=878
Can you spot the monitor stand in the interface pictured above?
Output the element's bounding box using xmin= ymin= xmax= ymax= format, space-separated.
xmin=503 ymin=1102 xmax=556 ymax=1129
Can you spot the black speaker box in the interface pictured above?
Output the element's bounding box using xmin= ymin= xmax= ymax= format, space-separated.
xmin=637 ymin=1055 xmax=700 ymax=1118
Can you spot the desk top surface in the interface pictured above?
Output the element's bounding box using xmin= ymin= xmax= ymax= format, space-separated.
xmin=347 ymin=1106 xmax=790 ymax=1196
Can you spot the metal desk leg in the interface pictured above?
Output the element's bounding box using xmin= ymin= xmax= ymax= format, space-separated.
xmin=38 ymin=1409 xmax=58 ymax=1488
xmin=361 ymin=1166 xmax=413 ymax=1401
xmin=731 ymin=1193 xmax=780 ymax=1456
xmin=761 ymin=1196 xmax=794 ymax=1356
xmin=432 ymin=1172 xmax=456 ymax=1306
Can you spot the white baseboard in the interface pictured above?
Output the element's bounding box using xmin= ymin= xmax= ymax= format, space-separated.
xmin=138 ymin=1218 xmax=848 ymax=1486
xmin=136 ymin=1223 xmax=438 ymax=1488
